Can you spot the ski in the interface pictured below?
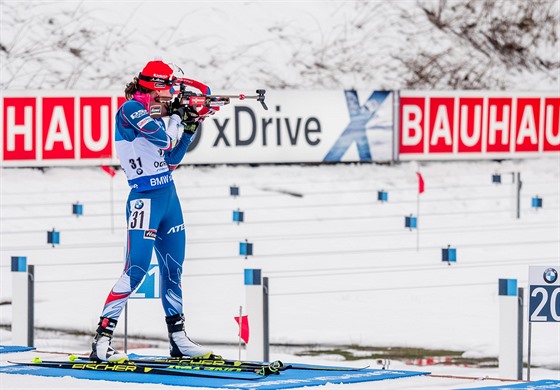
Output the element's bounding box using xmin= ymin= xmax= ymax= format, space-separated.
xmin=128 ymin=356 xmax=366 ymax=373
xmin=68 ymin=355 xmax=283 ymax=376
xmin=8 ymin=359 xmax=265 ymax=380
xmin=284 ymin=363 xmax=370 ymax=372
xmin=114 ymin=355 xmax=284 ymax=375
xmin=15 ymin=354 xmax=365 ymax=377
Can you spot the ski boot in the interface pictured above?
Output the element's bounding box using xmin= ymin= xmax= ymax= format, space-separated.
xmin=166 ymin=314 xmax=212 ymax=358
xmin=89 ymin=317 xmax=128 ymax=362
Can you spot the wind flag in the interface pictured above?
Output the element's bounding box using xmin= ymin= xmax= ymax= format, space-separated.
xmin=417 ymin=172 xmax=425 ymax=194
xmin=234 ymin=315 xmax=249 ymax=344
xmin=101 ymin=165 xmax=116 ymax=177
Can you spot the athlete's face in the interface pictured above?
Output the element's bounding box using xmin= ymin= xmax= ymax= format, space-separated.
xmin=151 ymin=89 xmax=172 ymax=103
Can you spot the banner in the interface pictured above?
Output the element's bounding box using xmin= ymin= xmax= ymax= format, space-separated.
xmin=1 ymin=91 xmax=125 ymax=167
xmin=0 ymin=90 xmax=394 ymax=167
xmin=2 ymin=89 xmax=558 ymax=167
xmin=398 ymin=90 xmax=560 ymax=160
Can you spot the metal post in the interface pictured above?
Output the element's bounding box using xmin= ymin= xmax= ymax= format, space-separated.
xmin=416 ymin=194 xmax=420 ymax=251
xmin=110 ymin=176 xmax=115 ymax=234
xmin=124 ymin=302 xmax=128 ymax=354
xmin=392 ymin=90 xmax=400 ymax=163
xmin=516 ymin=172 xmax=522 ymax=219
xmin=527 ymin=322 xmax=532 ymax=381
xmin=27 ymin=265 xmax=35 ymax=347
xmin=245 ymin=269 xmax=264 ymax=361
xmin=12 ymin=257 xmax=32 ymax=346
xmin=238 ymin=306 xmax=243 ymax=361
xmin=517 ymin=287 xmax=524 ymax=380
xmin=263 ymin=277 xmax=269 ymax=362
xmin=498 ymin=278 xmax=518 ymax=379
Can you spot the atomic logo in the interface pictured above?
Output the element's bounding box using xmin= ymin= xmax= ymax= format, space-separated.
xmin=543 ymin=268 xmax=558 ymax=284
xmin=134 ymin=200 xmax=144 ymax=209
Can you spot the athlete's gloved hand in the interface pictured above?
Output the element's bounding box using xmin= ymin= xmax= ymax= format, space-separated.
xmin=170 ymin=99 xmax=200 ymax=134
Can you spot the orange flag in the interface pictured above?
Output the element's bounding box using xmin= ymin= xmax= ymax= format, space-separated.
xmin=234 ymin=315 xmax=249 ymax=344
xmin=417 ymin=172 xmax=425 ymax=194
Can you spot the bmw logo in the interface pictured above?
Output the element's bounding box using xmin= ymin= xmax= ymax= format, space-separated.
xmin=136 ymin=168 xmax=143 ymax=175
xmin=543 ymin=268 xmax=558 ymax=284
xmin=134 ymin=200 xmax=144 ymax=209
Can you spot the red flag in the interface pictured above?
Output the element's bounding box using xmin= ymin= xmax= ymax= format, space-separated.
xmin=234 ymin=315 xmax=249 ymax=344
xmin=101 ymin=165 xmax=116 ymax=177
xmin=416 ymin=172 xmax=425 ymax=194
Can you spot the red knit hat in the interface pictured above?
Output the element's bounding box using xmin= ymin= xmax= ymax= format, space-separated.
xmin=138 ymin=60 xmax=175 ymax=90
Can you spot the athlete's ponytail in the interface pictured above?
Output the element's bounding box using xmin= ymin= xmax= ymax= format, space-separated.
xmin=124 ymin=77 xmax=151 ymax=100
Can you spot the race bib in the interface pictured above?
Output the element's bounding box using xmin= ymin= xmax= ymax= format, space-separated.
xmin=128 ymin=198 xmax=151 ymax=230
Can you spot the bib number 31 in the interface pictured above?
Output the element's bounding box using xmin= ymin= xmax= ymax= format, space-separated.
xmin=129 ymin=198 xmax=151 ymax=230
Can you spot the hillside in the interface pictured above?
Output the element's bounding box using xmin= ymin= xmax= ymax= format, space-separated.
xmin=1 ymin=0 xmax=559 ymax=91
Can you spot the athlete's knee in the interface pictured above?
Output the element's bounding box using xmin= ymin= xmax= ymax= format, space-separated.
xmin=127 ymin=266 xmax=149 ymax=289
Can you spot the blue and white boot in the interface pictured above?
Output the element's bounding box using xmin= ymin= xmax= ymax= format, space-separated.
xmin=166 ymin=314 xmax=212 ymax=358
xmin=89 ymin=317 xmax=128 ymax=362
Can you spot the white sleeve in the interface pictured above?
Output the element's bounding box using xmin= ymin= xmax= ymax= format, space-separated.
xmin=166 ymin=114 xmax=183 ymax=141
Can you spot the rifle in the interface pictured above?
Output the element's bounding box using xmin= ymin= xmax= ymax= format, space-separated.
xmin=173 ymin=78 xmax=268 ymax=111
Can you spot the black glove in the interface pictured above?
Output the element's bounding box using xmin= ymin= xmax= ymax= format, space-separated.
xmin=170 ymin=99 xmax=200 ymax=134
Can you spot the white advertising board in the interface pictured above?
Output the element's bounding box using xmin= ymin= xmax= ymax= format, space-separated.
xmin=0 ymin=90 xmax=395 ymax=166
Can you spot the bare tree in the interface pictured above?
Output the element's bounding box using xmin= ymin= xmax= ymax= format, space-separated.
xmin=394 ymin=0 xmax=560 ymax=89
xmin=249 ymin=1 xmax=401 ymax=90
xmin=1 ymin=1 xmax=139 ymax=90
xmin=1 ymin=1 xmax=558 ymax=91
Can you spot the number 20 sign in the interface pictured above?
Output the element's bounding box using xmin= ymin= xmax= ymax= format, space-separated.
xmin=529 ymin=265 xmax=560 ymax=322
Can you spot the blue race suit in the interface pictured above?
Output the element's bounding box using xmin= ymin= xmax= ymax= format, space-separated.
xmin=100 ymin=98 xmax=195 ymax=320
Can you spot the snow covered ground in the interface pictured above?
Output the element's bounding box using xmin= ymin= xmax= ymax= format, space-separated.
xmin=0 ymin=343 xmax=558 ymax=389
xmin=0 ymin=157 xmax=559 ymax=388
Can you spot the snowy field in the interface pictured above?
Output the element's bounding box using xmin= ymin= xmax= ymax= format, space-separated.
xmin=1 ymin=157 xmax=559 ymax=389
